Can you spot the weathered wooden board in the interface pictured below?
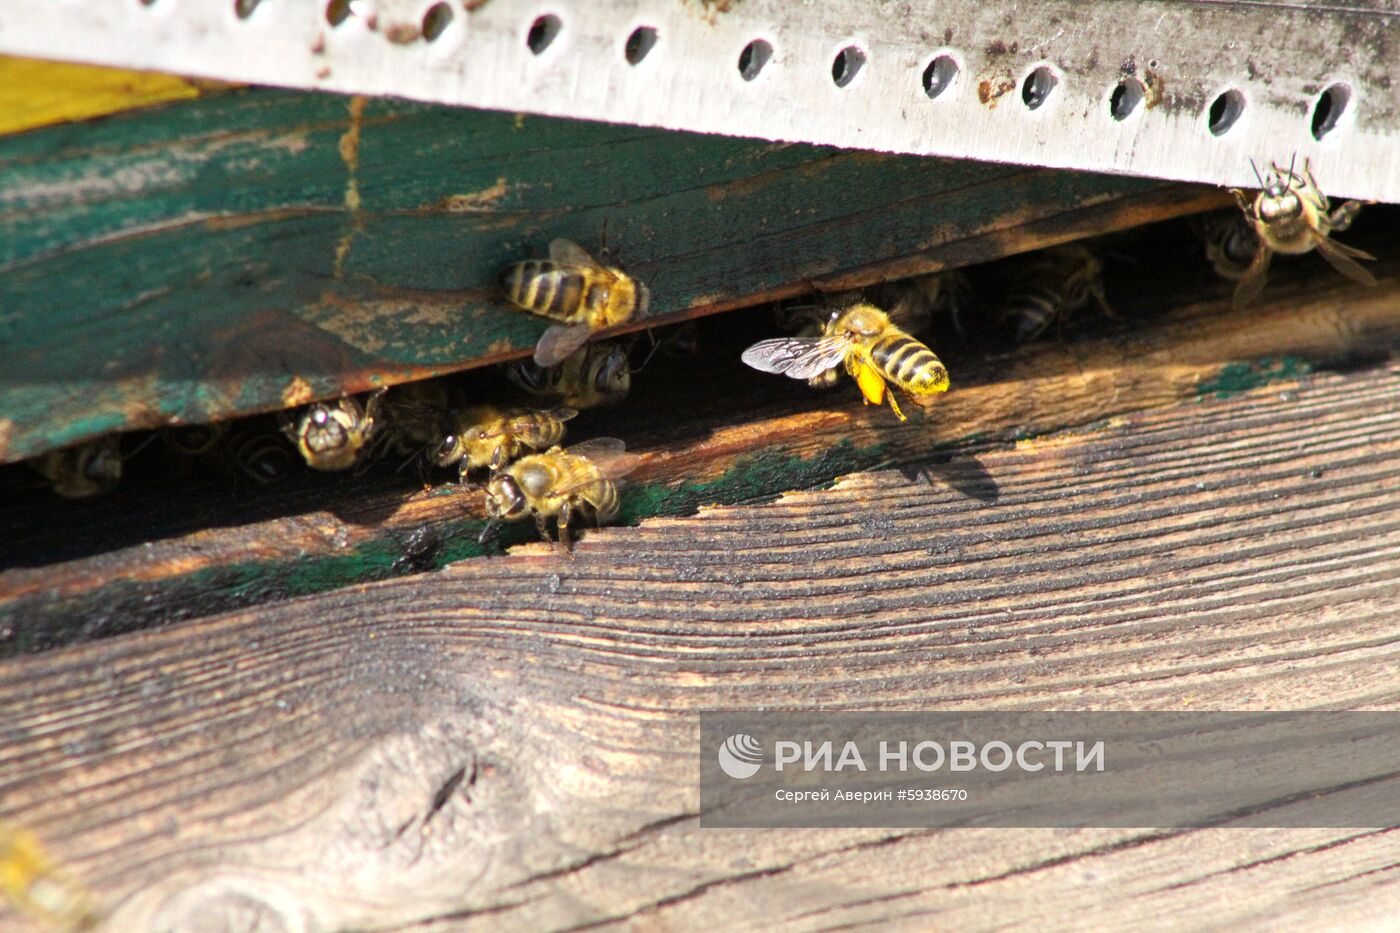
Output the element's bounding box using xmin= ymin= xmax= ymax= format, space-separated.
xmin=0 ymin=357 xmax=1396 ymax=931
xmin=3 ymin=259 xmax=1397 ymax=652
xmin=0 ymin=81 xmax=1226 ymax=464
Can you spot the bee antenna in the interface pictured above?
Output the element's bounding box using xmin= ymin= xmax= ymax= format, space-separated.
xmin=122 ymin=432 xmax=160 ymax=461
xmin=629 ymin=328 xmax=665 ymax=375
xmin=1286 ymin=152 xmax=1297 ymax=186
xmin=1249 ymin=158 xmax=1266 ymax=189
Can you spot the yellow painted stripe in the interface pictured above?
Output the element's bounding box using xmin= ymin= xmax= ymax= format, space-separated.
xmin=0 ymin=56 xmax=206 ymax=136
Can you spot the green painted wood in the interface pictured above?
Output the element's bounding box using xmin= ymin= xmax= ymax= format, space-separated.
xmin=0 ymin=86 xmax=1198 ymax=464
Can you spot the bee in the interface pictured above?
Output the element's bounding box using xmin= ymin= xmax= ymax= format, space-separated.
xmin=478 ymin=438 xmax=639 ymax=549
xmin=222 ymin=424 xmax=300 ymax=485
xmin=30 ymin=437 xmax=123 ymax=499
xmin=994 ymin=244 xmax=1112 ymax=343
xmin=743 ymin=302 xmax=949 ymax=421
xmin=432 ymin=405 xmax=577 ymax=479
xmin=1230 ymin=157 xmax=1375 ymax=310
xmin=501 ymin=238 xmax=651 ymax=367
xmin=1192 ymin=210 xmax=1261 ymax=282
xmin=376 ymin=380 xmax=458 ymax=461
xmin=281 ymin=389 xmax=385 ymax=472
xmin=503 ymin=339 xmax=632 ymax=410
xmin=0 ymin=825 xmax=101 ymax=931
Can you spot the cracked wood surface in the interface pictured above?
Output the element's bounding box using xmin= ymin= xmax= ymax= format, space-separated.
xmin=0 ymin=80 xmax=1225 ymax=464
xmin=1 ymin=355 xmax=1398 ymax=931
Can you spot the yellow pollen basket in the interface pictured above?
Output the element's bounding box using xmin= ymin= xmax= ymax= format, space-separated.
xmin=850 ymin=360 xmax=907 ymax=421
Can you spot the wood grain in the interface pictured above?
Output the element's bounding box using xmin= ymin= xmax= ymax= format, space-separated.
xmin=0 ymin=81 xmax=1224 ymax=464
xmin=0 ymin=358 xmax=1397 ymax=931
xmin=5 ymin=261 xmax=1398 ymax=651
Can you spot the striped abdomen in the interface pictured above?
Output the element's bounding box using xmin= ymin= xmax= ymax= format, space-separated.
xmin=870 ymin=334 xmax=948 ymax=396
xmin=580 ymin=478 xmax=621 ymax=521
xmin=502 ymin=261 xmax=636 ymax=327
xmin=997 ymin=282 xmax=1062 ymax=343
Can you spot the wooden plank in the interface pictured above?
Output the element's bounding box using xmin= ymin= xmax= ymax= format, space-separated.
xmin=0 ymin=56 xmax=205 ymax=136
xmin=0 ymin=83 xmax=1226 ymax=464
xmin=0 ymin=358 xmax=1396 ymax=931
xmin=3 ymin=261 xmax=1398 ymax=652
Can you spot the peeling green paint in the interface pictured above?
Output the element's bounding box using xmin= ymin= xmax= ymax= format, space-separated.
xmin=1195 ymin=356 xmax=1313 ymax=399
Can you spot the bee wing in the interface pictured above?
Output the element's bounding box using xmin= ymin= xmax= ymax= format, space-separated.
xmin=1231 ymin=245 xmax=1272 ymax=311
xmin=562 ymin=437 xmax=642 ymax=483
xmin=547 ymin=406 xmax=580 ymax=423
xmin=549 ymin=238 xmax=614 ymax=276
xmin=1314 ymin=235 xmax=1379 ymax=286
xmin=741 ymin=336 xmax=849 ymax=381
xmin=534 ymin=323 xmax=595 ymax=367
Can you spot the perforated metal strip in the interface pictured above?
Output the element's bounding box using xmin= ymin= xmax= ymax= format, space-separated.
xmin=2 ymin=0 xmax=1397 ymax=201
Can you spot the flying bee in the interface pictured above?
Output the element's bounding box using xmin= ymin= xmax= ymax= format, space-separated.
xmin=478 ymin=438 xmax=639 ymax=550
xmin=432 ymin=405 xmax=577 ymax=480
xmin=1192 ymin=210 xmax=1261 ymax=282
xmin=743 ymin=302 xmax=949 ymax=421
xmin=1230 ymin=156 xmax=1376 ymax=310
xmin=503 ymin=339 xmax=632 ymax=410
xmin=995 ymin=244 xmax=1112 ymax=343
xmin=30 ymin=436 xmax=123 ymax=499
xmin=281 ymin=389 xmax=385 ymax=472
xmin=0 ymin=825 xmax=102 ymax=931
xmin=501 ymin=238 xmax=651 ymax=367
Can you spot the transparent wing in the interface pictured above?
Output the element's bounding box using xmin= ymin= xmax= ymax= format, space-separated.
xmin=1231 ymin=245 xmax=1272 ymax=311
xmin=741 ymin=336 xmax=849 ymax=380
xmin=549 ymin=238 xmax=611 ymax=274
xmin=561 ymin=437 xmax=642 ymax=485
xmin=534 ymin=323 xmax=595 ymax=367
xmin=1315 ymin=235 xmax=1378 ymax=286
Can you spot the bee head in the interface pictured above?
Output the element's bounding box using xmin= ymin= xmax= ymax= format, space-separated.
xmin=1258 ymin=188 xmax=1300 ymax=223
xmin=592 ymin=344 xmax=631 ymax=397
xmin=485 ymin=474 xmax=528 ymax=519
xmin=302 ymin=404 xmax=351 ymax=453
xmin=837 ymin=303 xmax=887 ymax=338
xmin=433 ymin=433 xmax=461 ymax=467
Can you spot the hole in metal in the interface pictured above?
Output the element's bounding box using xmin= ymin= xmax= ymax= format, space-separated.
xmin=527 ymin=14 xmax=561 ymax=55
xmin=625 ymin=26 xmax=658 ymax=65
xmin=922 ymin=55 xmax=958 ymax=99
xmin=325 ymin=0 xmax=351 ymax=27
xmin=1208 ymin=89 xmax=1245 ymax=136
xmin=1311 ymin=84 xmax=1350 ymax=140
xmin=832 ymin=45 xmax=866 ymax=88
xmin=738 ymin=39 xmax=772 ymax=81
xmin=1110 ymin=78 xmax=1144 ymax=121
xmin=1021 ymin=66 xmax=1057 ymax=110
xmin=422 ymin=3 xmax=452 ymax=41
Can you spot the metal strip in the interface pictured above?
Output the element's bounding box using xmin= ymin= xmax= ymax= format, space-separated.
xmin=1 ymin=0 xmax=1396 ymax=201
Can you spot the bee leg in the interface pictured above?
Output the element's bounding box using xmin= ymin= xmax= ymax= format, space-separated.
xmin=478 ymin=518 xmax=502 ymax=548
xmin=1329 ymin=199 xmax=1366 ymax=233
xmin=1230 ymin=188 xmax=1253 ymax=216
xmin=885 ymin=392 xmax=907 ymax=422
xmin=534 ymin=512 xmax=552 ymax=543
xmin=557 ymin=500 xmax=576 ymax=555
xmin=489 ymin=443 xmax=506 ymax=473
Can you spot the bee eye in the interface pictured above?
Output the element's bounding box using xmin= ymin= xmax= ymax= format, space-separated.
xmin=437 ymin=435 xmax=457 ymax=456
